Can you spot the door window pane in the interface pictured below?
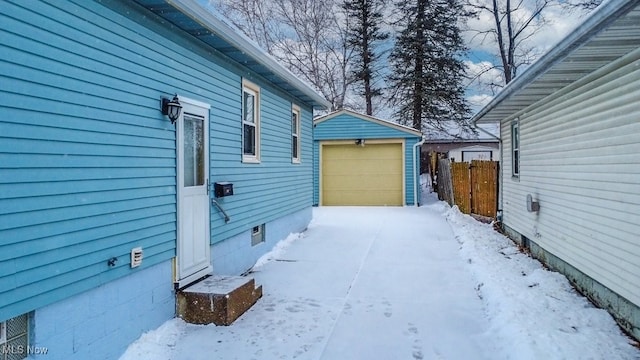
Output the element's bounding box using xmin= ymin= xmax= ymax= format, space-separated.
xmin=184 ymin=114 xmax=205 ymax=187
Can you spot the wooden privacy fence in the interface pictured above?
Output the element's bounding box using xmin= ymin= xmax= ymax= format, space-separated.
xmin=437 ymin=160 xmax=498 ymax=218
xmin=437 ymin=159 xmax=454 ymax=205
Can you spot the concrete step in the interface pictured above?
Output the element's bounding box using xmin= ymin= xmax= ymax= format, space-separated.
xmin=177 ymin=275 xmax=262 ymax=325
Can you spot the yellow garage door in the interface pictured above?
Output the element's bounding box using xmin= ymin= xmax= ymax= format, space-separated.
xmin=322 ymin=142 xmax=403 ymax=206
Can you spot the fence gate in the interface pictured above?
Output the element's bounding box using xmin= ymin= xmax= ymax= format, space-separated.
xmin=443 ymin=160 xmax=498 ymax=218
xmin=451 ymin=162 xmax=471 ymax=214
xmin=470 ymin=160 xmax=498 ymax=217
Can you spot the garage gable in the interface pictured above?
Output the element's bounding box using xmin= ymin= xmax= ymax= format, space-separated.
xmin=313 ymin=110 xmax=423 ymax=207
xmin=314 ymin=109 xmax=422 ymax=140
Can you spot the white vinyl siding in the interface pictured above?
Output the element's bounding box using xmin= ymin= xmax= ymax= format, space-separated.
xmin=500 ymin=47 xmax=640 ymax=307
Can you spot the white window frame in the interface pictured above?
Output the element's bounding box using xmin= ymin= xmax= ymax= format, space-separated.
xmin=242 ymin=79 xmax=261 ymax=163
xmin=292 ymin=104 xmax=301 ymax=163
xmin=512 ymin=119 xmax=520 ymax=177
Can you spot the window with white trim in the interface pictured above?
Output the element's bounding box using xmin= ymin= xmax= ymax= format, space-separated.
xmin=512 ymin=120 xmax=520 ymax=177
xmin=242 ymin=80 xmax=260 ymax=162
xmin=292 ymin=105 xmax=301 ymax=163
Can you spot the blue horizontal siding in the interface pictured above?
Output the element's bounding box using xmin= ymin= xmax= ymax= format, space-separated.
xmin=210 ymin=84 xmax=314 ymax=241
xmin=314 ymin=113 xmax=421 ymax=140
xmin=313 ymin=113 xmax=421 ymax=205
xmin=1 ymin=0 xmax=316 ymax=322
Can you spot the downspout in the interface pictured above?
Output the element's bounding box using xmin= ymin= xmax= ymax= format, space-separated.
xmin=413 ymin=138 xmax=426 ymax=206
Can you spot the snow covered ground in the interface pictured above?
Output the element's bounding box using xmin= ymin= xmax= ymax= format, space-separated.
xmin=120 ymin=183 xmax=639 ymax=360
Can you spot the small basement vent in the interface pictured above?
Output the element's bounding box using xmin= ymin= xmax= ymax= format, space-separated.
xmin=130 ymin=247 xmax=143 ymax=268
xmin=0 ymin=321 xmax=5 ymax=343
xmin=251 ymin=224 xmax=265 ymax=246
xmin=1 ymin=314 xmax=29 ymax=360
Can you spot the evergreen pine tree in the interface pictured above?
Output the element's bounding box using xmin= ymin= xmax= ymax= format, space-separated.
xmin=343 ymin=0 xmax=389 ymax=115
xmin=387 ymin=0 xmax=474 ymax=137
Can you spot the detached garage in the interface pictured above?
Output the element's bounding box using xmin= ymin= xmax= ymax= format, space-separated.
xmin=313 ymin=110 xmax=423 ymax=206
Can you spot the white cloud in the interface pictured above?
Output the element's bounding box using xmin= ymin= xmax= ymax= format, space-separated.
xmin=462 ymin=1 xmax=591 ymax=114
xmin=464 ymin=60 xmax=500 ymax=114
xmin=468 ymin=93 xmax=494 ymax=108
xmin=463 ymin=1 xmax=588 ymax=67
xmin=465 ymin=60 xmax=504 ymax=87
xmin=528 ymin=5 xmax=585 ymax=54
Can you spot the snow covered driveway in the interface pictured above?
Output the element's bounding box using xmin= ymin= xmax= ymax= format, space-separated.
xmin=248 ymin=206 xmax=492 ymax=360
xmin=121 ymin=201 xmax=639 ymax=360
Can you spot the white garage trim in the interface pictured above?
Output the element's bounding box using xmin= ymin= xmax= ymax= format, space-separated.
xmin=319 ymin=139 xmax=406 ymax=206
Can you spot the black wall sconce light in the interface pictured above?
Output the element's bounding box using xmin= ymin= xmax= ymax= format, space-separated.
xmin=355 ymin=138 xmax=365 ymax=146
xmin=161 ymin=94 xmax=182 ymax=124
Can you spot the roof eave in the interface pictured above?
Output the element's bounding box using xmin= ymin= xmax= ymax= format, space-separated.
xmin=472 ymin=0 xmax=640 ymax=124
xmin=160 ymin=0 xmax=331 ymax=110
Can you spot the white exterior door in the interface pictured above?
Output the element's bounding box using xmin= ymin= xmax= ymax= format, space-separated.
xmin=176 ymin=97 xmax=212 ymax=288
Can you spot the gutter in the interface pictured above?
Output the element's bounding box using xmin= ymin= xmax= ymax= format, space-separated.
xmin=412 ymin=139 xmax=426 ymax=206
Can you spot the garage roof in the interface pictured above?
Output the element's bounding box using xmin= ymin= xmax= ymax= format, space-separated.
xmin=132 ymin=0 xmax=331 ymax=110
xmin=472 ymin=0 xmax=640 ymax=124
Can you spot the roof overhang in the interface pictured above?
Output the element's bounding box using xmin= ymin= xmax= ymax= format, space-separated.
xmin=314 ymin=109 xmax=423 ymax=137
xmin=132 ymin=0 xmax=331 ymax=110
xmin=472 ymin=0 xmax=640 ymax=124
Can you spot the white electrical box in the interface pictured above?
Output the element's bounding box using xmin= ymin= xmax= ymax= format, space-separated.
xmin=526 ymin=194 xmax=540 ymax=212
xmin=130 ymin=247 xmax=143 ymax=268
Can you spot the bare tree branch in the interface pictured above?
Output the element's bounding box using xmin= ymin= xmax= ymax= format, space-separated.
xmin=211 ymin=0 xmax=354 ymax=111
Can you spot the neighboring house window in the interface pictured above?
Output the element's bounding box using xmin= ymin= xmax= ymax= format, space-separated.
xmin=462 ymin=151 xmax=492 ymax=162
xmin=242 ymin=80 xmax=260 ymax=163
xmin=292 ymin=105 xmax=301 ymax=163
xmin=251 ymin=224 xmax=265 ymax=246
xmin=1 ymin=313 xmax=29 ymax=360
xmin=512 ymin=120 xmax=520 ymax=177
